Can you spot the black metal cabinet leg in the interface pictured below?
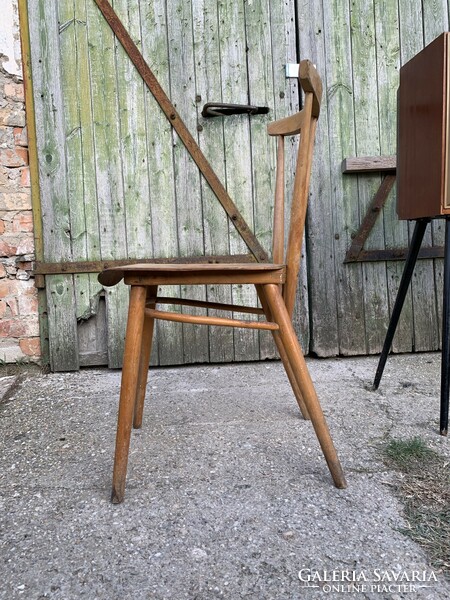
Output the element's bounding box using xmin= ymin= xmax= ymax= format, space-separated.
xmin=373 ymin=218 xmax=430 ymax=390
xmin=440 ymin=218 xmax=450 ymax=435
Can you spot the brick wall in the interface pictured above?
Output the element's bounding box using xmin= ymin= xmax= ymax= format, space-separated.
xmin=0 ymin=63 xmax=40 ymax=363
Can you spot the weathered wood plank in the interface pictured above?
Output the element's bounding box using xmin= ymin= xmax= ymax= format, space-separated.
xmin=140 ymin=0 xmax=182 ymax=366
xmin=86 ymin=0 xmax=128 ymax=367
xmin=351 ymin=0 xmax=390 ymax=354
xmin=192 ymin=0 xmax=234 ymax=363
xmin=375 ymin=0 xmax=413 ymax=353
xmin=341 ymin=156 xmax=396 ymax=173
xmin=322 ymin=0 xmax=366 ymax=355
xmin=29 ymin=0 xmax=78 ymax=370
xmin=73 ymin=0 xmax=103 ymax=331
xmin=59 ymin=0 xmax=104 ymax=361
xmin=244 ymin=0 xmax=278 ymax=359
xmin=59 ymin=0 xmax=90 ymax=322
xmin=218 ymin=0 xmax=259 ymax=361
xmin=297 ymin=0 xmax=339 ymax=356
xmin=398 ymin=0 xmax=440 ymax=352
xmin=166 ymin=0 xmax=209 ymax=365
xmin=114 ymin=0 xmax=152 ymax=260
xmin=111 ymin=0 xmax=159 ymax=365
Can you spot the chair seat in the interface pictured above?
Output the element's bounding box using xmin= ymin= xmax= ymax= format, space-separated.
xmin=98 ymin=262 xmax=286 ymax=287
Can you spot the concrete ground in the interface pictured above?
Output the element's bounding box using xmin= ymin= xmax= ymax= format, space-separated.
xmin=0 ymin=353 xmax=449 ymax=600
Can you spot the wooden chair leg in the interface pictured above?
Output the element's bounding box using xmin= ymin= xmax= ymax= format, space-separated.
xmin=111 ymin=285 xmax=147 ymax=504
xmin=133 ymin=286 xmax=158 ymax=429
xmin=256 ymin=285 xmax=310 ymax=420
xmin=263 ymin=283 xmax=347 ymax=489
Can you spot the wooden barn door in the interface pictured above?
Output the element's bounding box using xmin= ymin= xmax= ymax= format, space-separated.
xmin=26 ymin=0 xmax=307 ymax=370
xmin=297 ymin=0 xmax=449 ymax=357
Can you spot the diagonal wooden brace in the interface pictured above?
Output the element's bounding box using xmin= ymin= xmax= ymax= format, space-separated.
xmin=93 ymin=0 xmax=268 ymax=263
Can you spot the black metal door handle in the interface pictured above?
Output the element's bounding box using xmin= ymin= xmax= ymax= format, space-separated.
xmin=201 ymin=103 xmax=269 ymax=118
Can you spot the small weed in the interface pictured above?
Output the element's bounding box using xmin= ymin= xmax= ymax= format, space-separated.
xmin=0 ymin=359 xmax=43 ymax=377
xmin=384 ymin=437 xmax=438 ymax=471
xmin=382 ymin=437 xmax=450 ymax=578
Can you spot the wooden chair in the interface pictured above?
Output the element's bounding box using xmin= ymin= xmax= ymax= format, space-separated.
xmin=99 ymin=60 xmax=347 ymax=503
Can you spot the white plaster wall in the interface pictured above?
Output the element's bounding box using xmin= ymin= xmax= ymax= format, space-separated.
xmin=0 ymin=0 xmax=22 ymax=77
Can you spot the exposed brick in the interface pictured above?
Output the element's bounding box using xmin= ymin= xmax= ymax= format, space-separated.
xmin=13 ymin=126 xmax=28 ymax=147
xmin=16 ymin=269 xmax=30 ymax=281
xmin=23 ymin=316 xmax=40 ymax=337
xmin=20 ymin=279 xmax=38 ymax=295
xmin=16 ymin=260 xmax=33 ymax=271
xmin=0 ymin=147 xmax=28 ymax=167
xmin=0 ymin=318 xmax=28 ymax=338
xmin=18 ymin=294 xmax=38 ymax=315
xmin=0 ymin=239 xmax=17 ymax=257
xmin=0 ymin=341 xmax=25 ymax=363
xmin=0 ymin=107 xmax=26 ymax=128
xmin=0 ymin=192 xmax=32 ymax=210
xmin=6 ymin=297 xmax=18 ymax=316
xmin=19 ymin=337 xmax=41 ymax=356
xmin=1 ymin=70 xmax=38 ymax=363
xmin=4 ymin=82 xmax=25 ymax=102
xmin=12 ymin=211 xmax=33 ymax=232
xmin=16 ymin=235 xmax=34 ymax=255
xmin=0 ymin=126 xmax=14 ymax=147
xmin=0 ymin=167 xmax=22 ymax=192
xmin=0 ymin=279 xmax=18 ymax=298
xmin=20 ymin=166 xmax=30 ymax=187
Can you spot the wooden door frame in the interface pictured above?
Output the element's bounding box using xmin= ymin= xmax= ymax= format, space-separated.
xmin=18 ymin=0 xmax=50 ymax=364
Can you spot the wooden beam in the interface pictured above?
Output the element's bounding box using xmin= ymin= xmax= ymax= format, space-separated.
xmin=341 ymin=155 xmax=396 ymax=173
xmin=34 ymin=254 xmax=255 ymax=279
xmin=93 ymin=0 xmax=268 ymax=263
xmin=17 ymin=0 xmax=49 ymax=364
xmin=344 ymin=175 xmax=396 ymax=262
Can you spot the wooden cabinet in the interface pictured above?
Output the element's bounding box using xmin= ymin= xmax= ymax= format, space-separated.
xmin=397 ymin=32 xmax=450 ymax=219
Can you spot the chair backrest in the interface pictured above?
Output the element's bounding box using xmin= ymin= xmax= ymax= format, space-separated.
xmin=267 ymin=60 xmax=322 ymax=318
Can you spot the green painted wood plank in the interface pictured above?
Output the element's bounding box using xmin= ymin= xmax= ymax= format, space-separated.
xmin=109 ymin=1 xmax=160 ymax=366
xmin=375 ymin=0 xmax=414 ymax=353
xmin=74 ymin=0 xmax=103 ymax=329
xmin=277 ymin=2 xmax=311 ymax=356
xmin=28 ymin=0 xmax=78 ymax=370
xmin=297 ymin=0 xmax=339 ymax=356
xmin=166 ymin=0 xmax=209 ymax=365
xmin=351 ymin=0 xmax=389 ymax=354
xmin=218 ymin=0 xmax=259 ymax=362
xmin=398 ymin=0 xmax=440 ymax=352
xmin=322 ymin=0 xmax=366 ymax=355
xmin=60 ymin=0 xmax=103 ymax=336
xmin=245 ymin=0 xmax=278 ymax=360
xmin=192 ymin=0 xmax=234 ymax=363
xmin=86 ymin=0 xmax=128 ymax=367
xmin=140 ymin=0 xmax=183 ymax=366
xmin=59 ymin=0 xmax=91 ymax=322
xmin=114 ymin=0 xmax=152 ymax=260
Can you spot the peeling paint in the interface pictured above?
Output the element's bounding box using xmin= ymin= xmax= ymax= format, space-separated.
xmin=77 ymin=289 xmax=103 ymax=322
xmin=0 ymin=0 xmax=22 ymax=77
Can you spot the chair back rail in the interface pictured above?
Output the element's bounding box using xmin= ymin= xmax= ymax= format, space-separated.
xmin=268 ymin=60 xmax=322 ymax=318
